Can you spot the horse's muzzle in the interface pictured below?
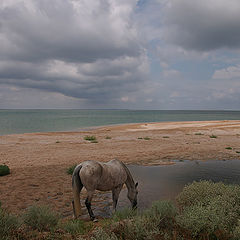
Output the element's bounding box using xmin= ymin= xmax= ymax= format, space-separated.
xmin=132 ymin=200 xmax=137 ymax=210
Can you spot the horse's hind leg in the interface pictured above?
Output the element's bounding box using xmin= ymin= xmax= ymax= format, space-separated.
xmin=112 ymin=184 xmax=123 ymax=212
xmin=85 ymin=190 xmax=96 ymax=221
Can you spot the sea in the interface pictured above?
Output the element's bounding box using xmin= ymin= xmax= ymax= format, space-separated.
xmin=0 ymin=109 xmax=240 ymax=135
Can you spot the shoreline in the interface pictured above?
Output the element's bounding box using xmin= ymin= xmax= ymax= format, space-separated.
xmin=1 ymin=120 xmax=240 ymax=216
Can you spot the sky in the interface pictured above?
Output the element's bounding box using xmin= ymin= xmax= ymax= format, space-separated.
xmin=0 ymin=0 xmax=240 ymax=110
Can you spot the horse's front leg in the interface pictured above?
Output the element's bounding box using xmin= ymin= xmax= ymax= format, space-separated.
xmin=112 ymin=184 xmax=123 ymax=212
xmin=85 ymin=190 xmax=96 ymax=221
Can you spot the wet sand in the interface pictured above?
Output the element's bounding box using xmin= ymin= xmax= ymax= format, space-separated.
xmin=0 ymin=120 xmax=240 ymax=218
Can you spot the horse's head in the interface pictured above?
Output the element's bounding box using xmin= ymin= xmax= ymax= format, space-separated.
xmin=128 ymin=182 xmax=138 ymax=209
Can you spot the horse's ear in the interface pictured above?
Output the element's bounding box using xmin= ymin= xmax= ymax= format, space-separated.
xmin=135 ymin=182 xmax=138 ymax=188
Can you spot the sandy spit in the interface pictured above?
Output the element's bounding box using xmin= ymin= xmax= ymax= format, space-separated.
xmin=0 ymin=120 xmax=240 ymax=217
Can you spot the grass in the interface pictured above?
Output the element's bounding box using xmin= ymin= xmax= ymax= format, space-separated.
xmin=0 ymin=208 xmax=19 ymax=239
xmin=67 ymin=164 xmax=77 ymax=175
xmin=84 ymin=135 xmax=96 ymax=141
xmin=143 ymin=137 xmax=150 ymax=140
xmin=0 ymin=165 xmax=10 ymax=176
xmin=23 ymin=205 xmax=60 ymax=231
xmin=195 ymin=133 xmax=204 ymax=135
xmin=61 ymin=219 xmax=92 ymax=235
xmin=209 ymin=134 xmax=217 ymax=138
xmin=90 ymin=140 xmax=98 ymax=143
xmin=163 ymin=136 xmax=169 ymax=138
xmin=105 ymin=136 xmax=112 ymax=139
xmin=225 ymin=147 xmax=233 ymax=150
xmin=137 ymin=137 xmax=143 ymax=139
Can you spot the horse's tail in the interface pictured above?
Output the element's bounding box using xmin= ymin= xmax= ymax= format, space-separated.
xmin=72 ymin=164 xmax=83 ymax=218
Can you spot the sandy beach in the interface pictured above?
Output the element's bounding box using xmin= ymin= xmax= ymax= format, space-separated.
xmin=1 ymin=120 xmax=240 ymax=218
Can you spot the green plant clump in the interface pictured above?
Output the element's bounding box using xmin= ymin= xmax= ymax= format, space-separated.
xmin=0 ymin=165 xmax=10 ymax=176
xmin=143 ymin=137 xmax=150 ymax=140
xmin=209 ymin=134 xmax=217 ymax=138
xmin=62 ymin=219 xmax=91 ymax=235
xmin=23 ymin=205 xmax=60 ymax=231
xmin=225 ymin=147 xmax=233 ymax=150
xmin=176 ymin=181 xmax=240 ymax=239
xmin=67 ymin=164 xmax=77 ymax=175
xmin=84 ymin=135 xmax=97 ymax=141
xmin=0 ymin=208 xmax=19 ymax=239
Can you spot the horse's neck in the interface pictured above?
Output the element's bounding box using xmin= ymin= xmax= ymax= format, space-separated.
xmin=122 ymin=163 xmax=135 ymax=191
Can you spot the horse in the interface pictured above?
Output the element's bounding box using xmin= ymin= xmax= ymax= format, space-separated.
xmin=72 ymin=159 xmax=138 ymax=221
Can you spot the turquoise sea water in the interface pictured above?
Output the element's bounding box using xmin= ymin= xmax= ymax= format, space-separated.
xmin=0 ymin=109 xmax=240 ymax=135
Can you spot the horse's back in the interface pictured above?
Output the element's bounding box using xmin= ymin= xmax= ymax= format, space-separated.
xmin=79 ymin=159 xmax=127 ymax=191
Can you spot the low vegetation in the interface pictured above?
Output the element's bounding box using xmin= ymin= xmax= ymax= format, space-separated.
xmin=0 ymin=164 xmax=10 ymax=176
xmin=67 ymin=164 xmax=77 ymax=175
xmin=143 ymin=137 xmax=150 ymax=140
xmin=195 ymin=132 xmax=204 ymax=135
xmin=2 ymin=181 xmax=240 ymax=239
xmin=225 ymin=147 xmax=233 ymax=150
xmin=84 ymin=135 xmax=97 ymax=141
xmin=22 ymin=205 xmax=60 ymax=231
xmin=210 ymin=134 xmax=217 ymax=138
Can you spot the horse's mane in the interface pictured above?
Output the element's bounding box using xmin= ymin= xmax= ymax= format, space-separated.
xmin=119 ymin=161 xmax=135 ymax=187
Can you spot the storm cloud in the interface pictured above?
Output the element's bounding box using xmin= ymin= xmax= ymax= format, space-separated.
xmin=162 ymin=0 xmax=240 ymax=51
xmin=0 ymin=0 xmax=148 ymax=104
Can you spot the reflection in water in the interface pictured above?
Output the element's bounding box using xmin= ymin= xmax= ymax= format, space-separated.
xmin=91 ymin=160 xmax=240 ymax=218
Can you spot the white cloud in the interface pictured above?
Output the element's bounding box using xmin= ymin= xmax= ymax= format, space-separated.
xmin=212 ymin=65 xmax=240 ymax=80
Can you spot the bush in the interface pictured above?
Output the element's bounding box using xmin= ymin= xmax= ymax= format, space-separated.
xmin=176 ymin=181 xmax=240 ymax=239
xmin=144 ymin=200 xmax=177 ymax=225
xmin=112 ymin=208 xmax=137 ymax=222
xmin=67 ymin=164 xmax=77 ymax=175
xmin=23 ymin=205 xmax=60 ymax=231
xmin=91 ymin=227 xmax=118 ymax=240
xmin=62 ymin=219 xmax=91 ymax=235
xmin=0 ymin=208 xmax=19 ymax=239
xmin=0 ymin=165 xmax=10 ymax=176
xmin=84 ymin=136 xmax=96 ymax=141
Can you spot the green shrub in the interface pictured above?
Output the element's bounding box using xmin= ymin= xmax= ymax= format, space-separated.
xmin=225 ymin=147 xmax=233 ymax=150
xmin=176 ymin=181 xmax=240 ymax=239
xmin=209 ymin=134 xmax=217 ymax=138
xmin=113 ymin=208 xmax=137 ymax=222
xmin=0 ymin=165 xmax=10 ymax=176
xmin=144 ymin=137 xmax=150 ymax=140
xmin=0 ymin=208 xmax=19 ymax=239
xmin=67 ymin=164 xmax=77 ymax=175
xmin=195 ymin=133 xmax=204 ymax=135
xmin=23 ymin=205 xmax=60 ymax=231
xmin=62 ymin=219 xmax=91 ymax=235
xmin=84 ymin=135 xmax=96 ymax=141
xmin=91 ymin=227 xmax=118 ymax=240
xmin=143 ymin=200 xmax=177 ymax=229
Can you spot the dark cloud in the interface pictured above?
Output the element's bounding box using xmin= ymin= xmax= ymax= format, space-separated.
xmin=164 ymin=0 xmax=240 ymax=51
xmin=0 ymin=0 xmax=148 ymax=105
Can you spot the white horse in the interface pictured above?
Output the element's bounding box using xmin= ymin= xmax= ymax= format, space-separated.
xmin=72 ymin=159 xmax=138 ymax=221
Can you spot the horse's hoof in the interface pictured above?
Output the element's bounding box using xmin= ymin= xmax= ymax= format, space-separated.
xmin=92 ymin=218 xmax=98 ymax=222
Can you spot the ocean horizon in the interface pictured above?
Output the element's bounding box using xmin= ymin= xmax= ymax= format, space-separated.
xmin=0 ymin=109 xmax=240 ymax=135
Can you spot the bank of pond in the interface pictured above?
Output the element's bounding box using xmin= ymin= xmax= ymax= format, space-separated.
xmin=1 ymin=180 xmax=240 ymax=240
